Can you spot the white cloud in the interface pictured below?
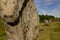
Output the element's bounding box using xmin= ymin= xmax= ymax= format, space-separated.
xmin=41 ymin=10 xmax=48 ymax=15
xmin=45 ymin=0 xmax=53 ymax=2
xmin=45 ymin=2 xmax=53 ymax=5
xmin=44 ymin=0 xmax=54 ymax=5
xmin=55 ymin=0 xmax=60 ymax=1
xmin=48 ymin=5 xmax=60 ymax=18
xmin=45 ymin=0 xmax=60 ymax=2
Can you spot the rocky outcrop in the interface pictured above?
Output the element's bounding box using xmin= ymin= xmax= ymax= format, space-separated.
xmin=0 ymin=0 xmax=39 ymax=40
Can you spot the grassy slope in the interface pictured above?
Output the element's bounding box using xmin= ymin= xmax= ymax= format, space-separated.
xmin=37 ymin=22 xmax=60 ymax=40
xmin=0 ymin=18 xmax=7 ymax=40
xmin=0 ymin=18 xmax=60 ymax=40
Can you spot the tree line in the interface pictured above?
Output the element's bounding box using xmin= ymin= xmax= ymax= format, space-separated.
xmin=39 ymin=15 xmax=60 ymax=23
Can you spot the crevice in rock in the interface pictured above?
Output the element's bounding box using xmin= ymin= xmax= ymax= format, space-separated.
xmin=7 ymin=17 xmax=19 ymax=26
xmin=3 ymin=0 xmax=29 ymax=26
xmin=19 ymin=0 xmax=29 ymax=17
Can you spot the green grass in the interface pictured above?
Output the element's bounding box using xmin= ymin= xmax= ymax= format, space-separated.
xmin=0 ymin=18 xmax=60 ymax=40
xmin=0 ymin=18 xmax=7 ymax=40
xmin=37 ymin=22 xmax=60 ymax=40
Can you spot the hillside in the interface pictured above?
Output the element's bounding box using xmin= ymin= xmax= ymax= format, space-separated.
xmin=37 ymin=22 xmax=60 ymax=40
xmin=0 ymin=19 xmax=60 ymax=40
xmin=0 ymin=18 xmax=7 ymax=40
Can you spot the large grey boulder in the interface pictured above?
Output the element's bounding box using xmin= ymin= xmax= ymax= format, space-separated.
xmin=0 ymin=0 xmax=39 ymax=40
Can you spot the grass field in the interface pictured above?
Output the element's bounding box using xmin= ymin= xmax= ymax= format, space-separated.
xmin=0 ymin=19 xmax=7 ymax=40
xmin=0 ymin=18 xmax=60 ymax=40
xmin=37 ymin=22 xmax=60 ymax=40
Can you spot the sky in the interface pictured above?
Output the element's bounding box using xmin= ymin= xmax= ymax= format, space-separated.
xmin=34 ymin=0 xmax=60 ymax=18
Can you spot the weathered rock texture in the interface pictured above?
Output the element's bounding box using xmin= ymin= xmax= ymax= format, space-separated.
xmin=0 ymin=0 xmax=39 ymax=40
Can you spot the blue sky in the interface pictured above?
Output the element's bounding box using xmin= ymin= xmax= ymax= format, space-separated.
xmin=34 ymin=0 xmax=60 ymax=18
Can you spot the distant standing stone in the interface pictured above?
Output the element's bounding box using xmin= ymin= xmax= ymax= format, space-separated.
xmin=44 ymin=20 xmax=49 ymax=26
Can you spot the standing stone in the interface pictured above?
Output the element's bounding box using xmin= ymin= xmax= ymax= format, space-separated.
xmin=44 ymin=20 xmax=49 ymax=26
xmin=0 ymin=0 xmax=39 ymax=40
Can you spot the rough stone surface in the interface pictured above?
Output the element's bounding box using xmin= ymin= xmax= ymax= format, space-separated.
xmin=0 ymin=0 xmax=39 ymax=40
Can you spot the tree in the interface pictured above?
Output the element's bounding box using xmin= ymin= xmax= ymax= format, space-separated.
xmin=39 ymin=15 xmax=55 ymax=23
xmin=0 ymin=0 xmax=39 ymax=40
